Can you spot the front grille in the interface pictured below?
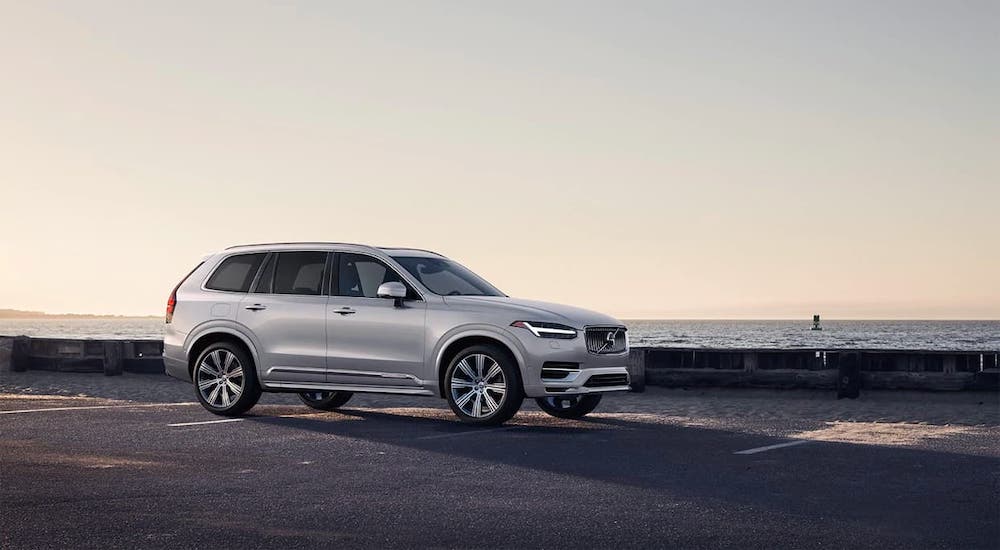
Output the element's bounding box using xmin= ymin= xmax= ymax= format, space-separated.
xmin=584 ymin=373 xmax=629 ymax=388
xmin=585 ymin=327 xmax=627 ymax=354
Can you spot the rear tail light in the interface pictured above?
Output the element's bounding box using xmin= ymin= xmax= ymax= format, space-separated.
xmin=165 ymin=291 xmax=178 ymax=323
xmin=166 ymin=262 xmax=203 ymax=324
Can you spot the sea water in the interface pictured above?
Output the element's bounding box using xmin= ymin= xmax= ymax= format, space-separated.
xmin=1 ymin=318 xmax=996 ymax=351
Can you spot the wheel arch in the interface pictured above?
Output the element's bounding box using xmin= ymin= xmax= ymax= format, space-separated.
xmin=185 ymin=326 xmax=259 ymax=380
xmin=433 ymin=327 xmax=527 ymax=398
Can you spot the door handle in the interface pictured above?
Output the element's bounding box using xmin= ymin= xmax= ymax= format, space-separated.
xmin=333 ymin=307 xmax=356 ymax=315
xmin=244 ymin=304 xmax=267 ymax=311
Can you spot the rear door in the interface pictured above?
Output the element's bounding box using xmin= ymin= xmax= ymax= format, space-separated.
xmin=199 ymin=252 xmax=266 ymax=324
xmin=326 ymin=252 xmax=427 ymax=388
xmin=237 ymin=251 xmax=330 ymax=385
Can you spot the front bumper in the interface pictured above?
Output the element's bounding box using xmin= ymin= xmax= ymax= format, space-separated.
xmin=536 ymin=365 xmax=631 ymax=396
xmin=510 ymin=328 xmax=630 ymax=398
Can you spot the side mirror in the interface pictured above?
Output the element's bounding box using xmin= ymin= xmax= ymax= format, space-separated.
xmin=377 ymin=281 xmax=407 ymax=306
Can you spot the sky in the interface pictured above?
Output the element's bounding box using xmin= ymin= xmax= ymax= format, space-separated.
xmin=0 ymin=1 xmax=997 ymax=319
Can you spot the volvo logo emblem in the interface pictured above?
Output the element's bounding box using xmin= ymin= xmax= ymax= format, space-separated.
xmin=598 ymin=329 xmax=619 ymax=352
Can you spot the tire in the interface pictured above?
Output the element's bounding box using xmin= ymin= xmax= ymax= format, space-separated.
xmin=444 ymin=344 xmax=523 ymax=426
xmin=535 ymin=394 xmax=602 ymax=419
xmin=298 ymin=391 xmax=353 ymax=410
xmin=192 ymin=342 xmax=261 ymax=417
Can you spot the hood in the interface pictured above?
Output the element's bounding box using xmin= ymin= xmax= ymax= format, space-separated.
xmin=443 ymin=296 xmax=623 ymax=328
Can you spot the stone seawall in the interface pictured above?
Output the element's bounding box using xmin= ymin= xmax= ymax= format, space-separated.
xmin=4 ymin=336 xmax=164 ymax=376
xmin=627 ymin=347 xmax=998 ymax=392
xmin=2 ymin=336 xmax=997 ymax=392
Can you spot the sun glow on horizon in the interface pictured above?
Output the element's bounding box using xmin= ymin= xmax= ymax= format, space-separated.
xmin=1 ymin=2 xmax=997 ymax=319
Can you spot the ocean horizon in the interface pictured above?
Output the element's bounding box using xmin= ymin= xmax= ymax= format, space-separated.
xmin=1 ymin=318 xmax=997 ymax=351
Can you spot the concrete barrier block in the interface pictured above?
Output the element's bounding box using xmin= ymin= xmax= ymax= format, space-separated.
xmin=837 ymin=352 xmax=861 ymax=398
xmin=626 ymin=348 xmax=646 ymax=392
xmin=0 ymin=336 xmax=12 ymax=373
xmin=12 ymin=336 xmax=30 ymax=372
xmin=103 ymin=341 xmax=124 ymax=376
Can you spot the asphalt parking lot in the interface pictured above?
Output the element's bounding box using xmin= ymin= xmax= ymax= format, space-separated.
xmin=1 ymin=373 xmax=998 ymax=549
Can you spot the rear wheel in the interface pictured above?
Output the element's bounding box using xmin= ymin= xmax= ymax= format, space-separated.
xmin=445 ymin=344 xmax=523 ymax=426
xmin=298 ymin=391 xmax=353 ymax=410
xmin=193 ymin=342 xmax=261 ymax=417
xmin=535 ymin=394 xmax=602 ymax=419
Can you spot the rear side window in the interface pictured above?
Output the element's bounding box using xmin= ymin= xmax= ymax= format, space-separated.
xmin=273 ymin=252 xmax=328 ymax=295
xmin=205 ymin=253 xmax=266 ymax=293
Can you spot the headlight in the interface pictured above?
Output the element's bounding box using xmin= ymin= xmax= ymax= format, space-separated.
xmin=510 ymin=321 xmax=578 ymax=339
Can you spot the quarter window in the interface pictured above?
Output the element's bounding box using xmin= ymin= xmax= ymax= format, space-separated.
xmin=205 ymin=253 xmax=266 ymax=293
xmin=273 ymin=252 xmax=328 ymax=295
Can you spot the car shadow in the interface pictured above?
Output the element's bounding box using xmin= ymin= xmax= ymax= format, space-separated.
xmin=238 ymin=404 xmax=998 ymax=546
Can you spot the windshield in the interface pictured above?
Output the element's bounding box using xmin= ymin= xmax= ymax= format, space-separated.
xmin=392 ymin=256 xmax=505 ymax=297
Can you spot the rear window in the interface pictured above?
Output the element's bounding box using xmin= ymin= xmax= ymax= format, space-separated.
xmin=205 ymin=253 xmax=266 ymax=293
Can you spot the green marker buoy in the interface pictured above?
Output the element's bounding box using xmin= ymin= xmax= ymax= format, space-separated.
xmin=812 ymin=314 xmax=822 ymax=331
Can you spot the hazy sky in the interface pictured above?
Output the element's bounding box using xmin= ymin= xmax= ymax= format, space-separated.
xmin=1 ymin=1 xmax=997 ymax=319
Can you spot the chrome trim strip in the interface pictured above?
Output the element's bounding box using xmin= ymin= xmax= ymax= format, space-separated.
xmin=266 ymin=366 xmax=421 ymax=383
xmin=263 ymin=381 xmax=435 ymax=395
xmin=267 ymin=366 xmax=327 ymax=376
xmin=543 ymin=385 xmax=631 ymax=395
xmin=326 ymin=368 xmax=421 ymax=382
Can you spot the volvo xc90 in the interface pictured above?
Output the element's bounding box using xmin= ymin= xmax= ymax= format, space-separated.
xmin=163 ymin=243 xmax=630 ymax=425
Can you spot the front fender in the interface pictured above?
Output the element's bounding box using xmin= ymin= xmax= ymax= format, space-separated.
xmin=431 ymin=324 xmax=528 ymax=396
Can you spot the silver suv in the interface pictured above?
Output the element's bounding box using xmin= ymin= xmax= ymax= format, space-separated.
xmin=164 ymin=243 xmax=630 ymax=425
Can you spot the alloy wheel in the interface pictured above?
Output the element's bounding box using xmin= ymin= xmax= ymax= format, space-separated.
xmin=450 ymin=353 xmax=507 ymax=418
xmin=196 ymin=349 xmax=245 ymax=409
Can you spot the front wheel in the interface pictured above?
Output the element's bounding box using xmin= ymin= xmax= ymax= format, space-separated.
xmin=535 ymin=394 xmax=602 ymax=419
xmin=298 ymin=391 xmax=353 ymax=410
xmin=445 ymin=345 xmax=524 ymax=426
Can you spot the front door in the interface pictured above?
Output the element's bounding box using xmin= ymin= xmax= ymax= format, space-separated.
xmin=326 ymin=253 xmax=427 ymax=388
xmin=237 ymin=251 xmax=330 ymax=385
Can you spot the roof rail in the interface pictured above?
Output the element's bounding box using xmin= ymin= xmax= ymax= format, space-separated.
xmin=224 ymin=242 xmax=370 ymax=250
xmin=377 ymin=247 xmax=444 ymax=256
xmin=223 ymin=242 xmax=444 ymax=257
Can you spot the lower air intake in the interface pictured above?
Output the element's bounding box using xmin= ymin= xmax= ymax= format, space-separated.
xmin=584 ymin=374 xmax=629 ymax=388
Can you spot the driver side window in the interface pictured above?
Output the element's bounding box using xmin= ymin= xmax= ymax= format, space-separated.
xmin=336 ymin=253 xmax=417 ymax=299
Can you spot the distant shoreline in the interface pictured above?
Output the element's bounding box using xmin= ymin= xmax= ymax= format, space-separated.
xmin=0 ymin=309 xmax=158 ymax=320
xmin=0 ymin=308 xmax=994 ymax=322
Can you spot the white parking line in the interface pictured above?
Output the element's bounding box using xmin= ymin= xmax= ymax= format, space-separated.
xmin=734 ymin=440 xmax=812 ymax=455
xmin=165 ymin=412 xmax=332 ymax=428
xmin=0 ymin=403 xmax=198 ymax=415
xmin=168 ymin=418 xmax=244 ymax=427
xmin=276 ymin=412 xmax=331 ymax=419
xmin=416 ymin=426 xmax=518 ymax=440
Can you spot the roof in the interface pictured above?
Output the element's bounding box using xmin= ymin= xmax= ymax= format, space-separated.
xmin=222 ymin=242 xmax=443 ymax=257
xmin=377 ymin=247 xmax=444 ymax=258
